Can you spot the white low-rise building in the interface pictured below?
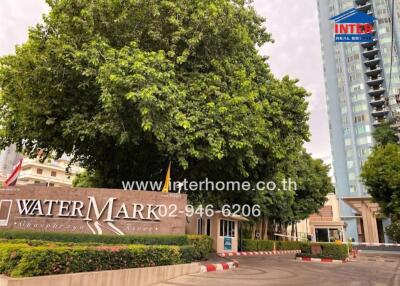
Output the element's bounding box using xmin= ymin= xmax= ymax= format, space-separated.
xmin=18 ymin=156 xmax=83 ymax=187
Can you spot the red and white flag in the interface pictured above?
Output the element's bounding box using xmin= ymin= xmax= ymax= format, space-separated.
xmin=4 ymin=159 xmax=23 ymax=187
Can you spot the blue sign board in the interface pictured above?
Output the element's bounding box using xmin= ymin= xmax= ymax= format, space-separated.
xmin=224 ymin=237 xmax=232 ymax=251
xmin=329 ymin=8 xmax=376 ymax=43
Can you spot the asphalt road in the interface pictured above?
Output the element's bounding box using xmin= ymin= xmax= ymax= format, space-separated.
xmin=155 ymin=253 xmax=400 ymax=286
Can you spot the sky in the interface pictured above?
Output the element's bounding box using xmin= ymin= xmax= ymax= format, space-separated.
xmin=0 ymin=0 xmax=332 ymax=165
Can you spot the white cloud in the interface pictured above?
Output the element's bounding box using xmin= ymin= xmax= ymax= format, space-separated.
xmin=0 ymin=0 xmax=48 ymax=56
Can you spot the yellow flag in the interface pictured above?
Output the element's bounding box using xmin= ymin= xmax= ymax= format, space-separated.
xmin=161 ymin=162 xmax=171 ymax=193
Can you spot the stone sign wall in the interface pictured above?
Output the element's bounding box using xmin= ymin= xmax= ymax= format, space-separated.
xmin=0 ymin=186 xmax=187 ymax=235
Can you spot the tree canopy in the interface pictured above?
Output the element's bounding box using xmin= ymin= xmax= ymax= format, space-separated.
xmin=0 ymin=0 xmax=309 ymax=187
xmin=361 ymin=143 xmax=400 ymax=220
xmin=0 ymin=0 xmax=333 ymax=230
xmin=372 ymin=122 xmax=398 ymax=146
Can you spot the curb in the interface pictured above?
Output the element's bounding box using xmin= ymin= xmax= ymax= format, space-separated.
xmin=295 ymin=256 xmax=346 ymax=263
xmin=217 ymin=250 xmax=301 ymax=257
xmin=200 ymin=261 xmax=238 ymax=273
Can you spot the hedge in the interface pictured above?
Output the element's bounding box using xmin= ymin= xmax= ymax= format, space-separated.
xmin=242 ymin=239 xmax=307 ymax=251
xmin=187 ymin=235 xmax=212 ymax=260
xmin=0 ymin=230 xmax=189 ymax=246
xmin=0 ymin=243 xmax=197 ymax=277
xmin=275 ymin=241 xmax=309 ymax=251
xmin=242 ymin=239 xmax=274 ymax=251
xmin=298 ymin=243 xmax=349 ymax=261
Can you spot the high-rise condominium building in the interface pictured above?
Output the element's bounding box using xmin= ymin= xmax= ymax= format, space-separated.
xmin=317 ymin=0 xmax=400 ymax=242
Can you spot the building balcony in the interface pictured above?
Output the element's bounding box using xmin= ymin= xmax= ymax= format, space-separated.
xmin=369 ymin=96 xmax=386 ymax=107
xmin=364 ymin=56 xmax=380 ymax=67
xmin=371 ymin=107 xmax=389 ymax=117
xmin=361 ymin=39 xmax=378 ymax=49
xmin=365 ymin=66 xmax=383 ymax=77
xmin=18 ymin=173 xmax=73 ymax=187
xmin=366 ymin=76 xmax=384 ymax=87
xmin=373 ymin=117 xmax=387 ymax=126
xmin=368 ymin=87 xmax=386 ymax=96
xmin=357 ymin=2 xmax=372 ymax=13
xmin=363 ymin=48 xmax=379 ymax=59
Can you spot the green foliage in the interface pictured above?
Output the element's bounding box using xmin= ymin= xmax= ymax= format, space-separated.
xmin=187 ymin=235 xmax=213 ymax=260
xmin=253 ymin=150 xmax=333 ymax=228
xmin=0 ymin=231 xmax=212 ymax=261
xmin=0 ymin=0 xmax=309 ymax=192
xmin=242 ymin=239 xmax=274 ymax=251
xmin=0 ymin=230 xmax=189 ymax=246
xmin=299 ymin=242 xmax=311 ymax=253
xmin=361 ymin=143 xmax=400 ymax=220
xmin=0 ymin=0 xmax=329 ymax=232
xmin=242 ymin=239 xmax=307 ymax=251
xmin=72 ymin=170 xmax=102 ymax=187
xmin=298 ymin=243 xmax=349 ymax=260
xmin=178 ymin=245 xmax=197 ymax=263
xmin=0 ymin=243 xmax=192 ymax=277
xmin=275 ymin=240 xmax=308 ymax=250
xmin=386 ymin=221 xmax=400 ymax=242
xmin=373 ymin=122 xmax=398 ymax=146
xmin=0 ymin=244 xmax=29 ymax=275
xmin=290 ymin=152 xmax=333 ymax=222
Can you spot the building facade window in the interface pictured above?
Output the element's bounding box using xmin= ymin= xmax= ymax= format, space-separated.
xmin=355 ymin=124 xmax=371 ymax=135
xmin=347 ymin=161 xmax=354 ymax=169
xmin=356 ymin=136 xmax=373 ymax=145
xmin=36 ymin=169 xmax=43 ymax=175
xmin=354 ymin=113 xmax=368 ymax=123
xmin=206 ymin=219 xmax=211 ymax=236
xmin=352 ymin=103 xmax=368 ymax=113
xmin=220 ymin=220 xmax=235 ymax=237
xmin=197 ymin=218 xmax=203 ymax=235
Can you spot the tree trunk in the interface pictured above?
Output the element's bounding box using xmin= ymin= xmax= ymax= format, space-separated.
xmin=291 ymin=222 xmax=295 ymax=238
xmin=263 ymin=217 xmax=269 ymax=240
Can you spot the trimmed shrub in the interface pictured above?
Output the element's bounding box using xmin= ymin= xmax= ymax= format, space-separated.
xmin=187 ymin=235 xmax=212 ymax=260
xmin=0 ymin=244 xmax=29 ymax=275
xmin=0 ymin=244 xmax=196 ymax=278
xmin=276 ymin=241 xmax=309 ymax=251
xmin=242 ymin=239 xmax=258 ymax=251
xmin=0 ymin=230 xmax=189 ymax=246
xmin=386 ymin=222 xmax=400 ymax=242
xmin=298 ymin=242 xmax=349 ymax=260
xmin=178 ymin=245 xmax=197 ymax=263
xmin=300 ymin=242 xmax=311 ymax=253
xmin=242 ymin=239 xmax=274 ymax=251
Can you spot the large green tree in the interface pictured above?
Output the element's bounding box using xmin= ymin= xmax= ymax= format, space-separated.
xmin=255 ymin=150 xmax=333 ymax=237
xmin=361 ymin=122 xmax=400 ymax=241
xmin=0 ymin=0 xmax=310 ymax=189
xmin=361 ymin=143 xmax=400 ymax=220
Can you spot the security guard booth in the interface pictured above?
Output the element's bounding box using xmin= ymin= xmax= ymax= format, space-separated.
xmin=186 ymin=211 xmax=248 ymax=253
